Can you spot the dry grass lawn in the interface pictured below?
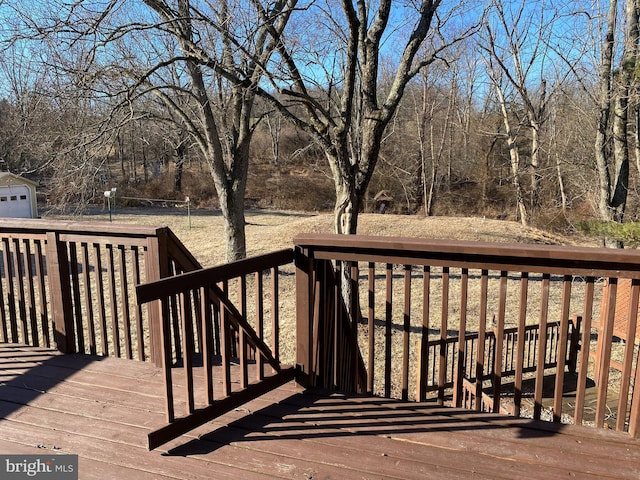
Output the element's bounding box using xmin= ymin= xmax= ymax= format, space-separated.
xmin=48 ymin=207 xmax=588 ymax=266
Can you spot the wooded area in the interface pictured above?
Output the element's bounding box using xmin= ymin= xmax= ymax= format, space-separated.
xmin=0 ymin=1 xmax=638 ymax=252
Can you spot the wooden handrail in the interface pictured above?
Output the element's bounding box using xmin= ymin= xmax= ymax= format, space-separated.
xmin=0 ymin=218 xmax=167 ymax=237
xmin=136 ymin=248 xmax=295 ymax=450
xmin=294 ymin=233 xmax=640 ymax=277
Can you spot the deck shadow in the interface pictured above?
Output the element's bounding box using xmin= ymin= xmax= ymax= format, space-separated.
xmin=0 ymin=344 xmax=101 ymax=419
xmin=164 ymin=389 xmax=567 ymax=456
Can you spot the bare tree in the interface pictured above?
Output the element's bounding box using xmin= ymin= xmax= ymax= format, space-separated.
xmin=480 ymin=0 xmax=586 ymax=222
xmin=413 ymin=64 xmax=455 ymax=217
xmin=594 ymin=0 xmax=639 ymax=244
xmin=488 ymin=67 xmax=529 ymax=224
xmin=250 ymin=0 xmax=478 ymax=234
xmin=8 ymin=0 xmax=294 ymax=261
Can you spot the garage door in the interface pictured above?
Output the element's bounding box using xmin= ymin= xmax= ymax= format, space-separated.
xmin=0 ymin=186 xmax=32 ymax=218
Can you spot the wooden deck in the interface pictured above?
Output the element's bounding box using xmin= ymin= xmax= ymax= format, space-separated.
xmin=1 ymin=344 xmax=639 ymax=479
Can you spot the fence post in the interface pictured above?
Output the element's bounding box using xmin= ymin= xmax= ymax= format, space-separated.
xmin=146 ymin=231 xmax=170 ymax=367
xmin=45 ymin=232 xmax=75 ymax=354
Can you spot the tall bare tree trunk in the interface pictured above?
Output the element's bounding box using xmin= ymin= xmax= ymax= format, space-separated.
xmin=595 ymin=0 xmax=617 ymax=223
xmin=495 ymin=83 xmax=528 ymax=225
xmin=611 ymin=91 xmax=630 ymax=222
xmin=596 ymin=0 xmax=638 ymax=241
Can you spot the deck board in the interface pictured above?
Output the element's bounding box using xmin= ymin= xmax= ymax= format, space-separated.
xmin=1 ymin=344 xmax=639 ymax=479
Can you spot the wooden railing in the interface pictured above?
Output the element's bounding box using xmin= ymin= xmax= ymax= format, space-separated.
xmin=4 ymin=220 xmax=640 ymax=441
xmin=0 ymin=218 xmax=199 ymax=364
xmin=294 ymin=234 xmax=640 ymax=437
xmin=424 ymin=318 xmax=581 ymax=392
xmin=136 ymin=249 xmax=296 ymax=450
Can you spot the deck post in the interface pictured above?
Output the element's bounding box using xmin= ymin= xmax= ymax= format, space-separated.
xmin=295 ymin=246 xmax=314 ymax=388
xmin=45 ymin=231 xmax=75 ymax=354
xmin=146 ymin=232 xmax=170 ymax=367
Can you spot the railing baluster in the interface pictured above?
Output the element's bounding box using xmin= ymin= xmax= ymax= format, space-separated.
xmin=220 ymin=280 xmax=231 ymax=396
xmin=416 ymin=265 xmax=430 ymax=402
xmin=492 ymin=271 xmax=507 ymax=413
xmin=596 ymin=278 xmax=617 ymax=427
xmin=93 ymin=243 xmax=108 ymax=355
xmin=333 ymin=261 xmax=341 ymax=389
xmin=402 ymin=264 xmax=411 ymax=401
xmin=68 ymin=242 xmax=85 ymax=353
xmin=350 ymin=262 xmax=359 ymax=392
xmin=118 ymin=245 xmax=132 ymax=360
xmin=81 ymin=243 xmax=96 ymax=355
xmin=179 ymin=290 xmax=195 ymax=414
xmin=616 ymin=278 xmax=639 ymax=431
xmin=271 ymin=266 xmax=279 ymax=374
xmin=385 ymin=263 xmax=392 ymax=398
xmin=159 ymin=297 xmax=175 ymax=423
xmin=475 ymin=269 xmax=488 ymax=411
xmin=574 ymin=277 xmax=595 ymax=425
xmin=106 ymin=244 xmax=120 ymax=357
xmin=368 ymin=262 xmax=375 ymax=394
xmin=514 ymin=272 xmax=528 ymax=417
xmin=3 ymin=238 xmax=17 ymax=342
xmin=449 ymin=341 xmax=455 ymax=386
xmin=438 ymin=266 xmax=450 ymax=405
xmin=131 ymin=246 xmax=145 ymax=361
xmin=534 ymin=273 xmax=551 ymax=420
xmin=168 ymin=263 xmax=181 ymax=362
xmin=12 ymin=239 xmax=27 ymax=344
xmin=454 ymin=268 xmax=468 ymax=407
xmin=23 ymin=239 xmax=38 ymax=347
xmin=193 ymin=287 xmax=203 ymax=358
xmin=255 ymin=270 xmax=265 ymax=381
xmin=201 ymin=286 xmax=214 ymax=405
xmin=239 ymin=275 xmax=248 ymax=389
xmin=34 ymin=239 xmax=49 ymax=347
xmin=552 ymin=275 xmax=573 ymax=422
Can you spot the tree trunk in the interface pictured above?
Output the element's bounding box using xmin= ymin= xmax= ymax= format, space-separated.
xmin=529 ymin=121 xmax=541 ymax=210
xmin=218 ymin=185 xmax=247 ymax=263
xmin=555 ymin=152 xmax=567 ymax=212
xmin=174 ymin=139 xmax=186 ymax=193
xmin=414 ymin=159 xmax=425 ymax=214
xmin=426 ymin=159 xmax=437 ymax=216
xmin=333 ymin=175 xmax=360 ymax=235
xmin=611 ymin=91 xmax=630 ymax=222
xmin=495 ymin=83 xmax=528 ymax=225
xmin=595 ymin=0 xmax=617 ymax=223
xmin=174 ymin=159 xmax=184 ymax=193
xmin=267 ymin=115 xmax=281 ymax=166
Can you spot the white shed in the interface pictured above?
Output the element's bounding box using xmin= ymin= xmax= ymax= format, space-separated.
xmin=0 ymin=172 xmax=38 ymax=218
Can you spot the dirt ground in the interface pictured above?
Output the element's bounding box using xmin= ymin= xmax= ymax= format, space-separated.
xmin=48 ymin=206 xmax=589 ymax=267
